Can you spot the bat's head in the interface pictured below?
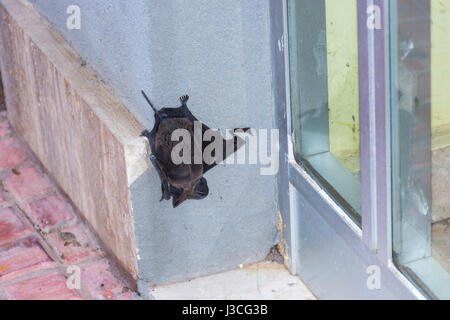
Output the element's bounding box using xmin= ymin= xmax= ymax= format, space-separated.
xmin=191 ymin=177 xmax=209 ymax=199
xmin=171 ymin=177 xmax=209 ymax=208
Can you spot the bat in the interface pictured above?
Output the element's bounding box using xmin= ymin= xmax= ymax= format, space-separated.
xmin=140 ymin=90 xmax=249 ymax=208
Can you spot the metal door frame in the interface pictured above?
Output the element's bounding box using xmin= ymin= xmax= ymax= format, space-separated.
xmin=270 ymin=0 xmax=426 ymax=299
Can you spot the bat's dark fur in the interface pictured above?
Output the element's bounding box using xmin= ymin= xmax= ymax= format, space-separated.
xmin=141 ymin=91 xmax=249 ymax=208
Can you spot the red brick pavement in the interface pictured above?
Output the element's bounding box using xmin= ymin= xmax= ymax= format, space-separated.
xmin=0 ymin=112 xmax=139 ymax=300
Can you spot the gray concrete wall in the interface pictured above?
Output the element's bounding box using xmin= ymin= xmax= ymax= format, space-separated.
xmin=29 ymin=0 xmax=278 ymax=288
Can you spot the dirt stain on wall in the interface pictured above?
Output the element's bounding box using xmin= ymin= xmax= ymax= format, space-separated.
xmin=0 ymin=72 xmax=5 ymax=111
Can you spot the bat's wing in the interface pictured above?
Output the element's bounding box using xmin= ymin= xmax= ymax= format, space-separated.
xmin=173 ymin=101 xmax=249 ymax=174
xmin=141 ymin=115 xmax=160 ymax=155
xmin=149 ymin=147 xmax=171 ymax=201
xmin=168 ymin=185 xmax=189 ymax=208
xmin=141 ymin=92 xmax=249 ymax=206
xmin=202 ymin=129 xmax=248 ymax=173
xmin=159 ymin=106 xmax=192 ymax=120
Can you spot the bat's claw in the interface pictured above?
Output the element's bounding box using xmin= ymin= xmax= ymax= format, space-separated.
xmin=141 ymin=129 xmax=151 ymax=139
xmin=180 ymin=95 xmax=189 ymax=105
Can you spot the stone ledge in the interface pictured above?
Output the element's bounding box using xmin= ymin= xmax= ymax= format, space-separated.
xmin=0 ymin=0 xmax=151 ymax=282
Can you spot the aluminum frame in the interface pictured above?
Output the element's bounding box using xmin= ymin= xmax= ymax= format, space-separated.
xmin=389 ymin=0 xmax=449 ymax=300
xmin=270 ymin=0 xmax=425 ymax=299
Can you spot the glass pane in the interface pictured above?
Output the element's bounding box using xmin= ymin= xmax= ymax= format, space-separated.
xmin=391 ymin=0 xmax=450 ymax=299
xmin=287 ymin=0 xmax=361 ymax=224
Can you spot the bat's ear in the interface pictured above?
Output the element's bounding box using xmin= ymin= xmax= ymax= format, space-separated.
xmin=191 ymin=178 xmax=209 ymax=199
xmin=172 ymin=188 xmax=189 ymax=208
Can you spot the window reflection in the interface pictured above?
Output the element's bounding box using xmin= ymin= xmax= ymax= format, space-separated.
xmin=288 ymin=0 xmax=361 ymax=224
xmin=391 ymin=0 xmax=450 ymax=299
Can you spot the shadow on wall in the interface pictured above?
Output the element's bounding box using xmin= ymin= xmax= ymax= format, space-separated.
xmin=0 ymin=72 xmax=5 ymax=111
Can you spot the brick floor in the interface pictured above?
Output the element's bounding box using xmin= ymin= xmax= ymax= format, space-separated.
xmin=27 ymin=195 xmax=75 ymax=230
xmin=81 ymin=260 xmax=125 ymax=300
xmin=0 ymin=237 xmax=54 ymax=279
xmin=0 ymin=138 xmax=28 ymax=172
xmin=0 ymin=115 xmax=139 ymax=300
xmin=47 ymin=224 xmax=101 ymax=263
xmin=0 ymin=207 xmax=33 ymax=243
xmin=5 ymin=166 xmax=52 ymax=202
xmin=3 ymin=272 xmax=83 ymax=300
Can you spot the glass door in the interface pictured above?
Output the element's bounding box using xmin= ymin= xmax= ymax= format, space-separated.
xmin=273 ymin=0 xmax=424 ymax=299
xmin=288 ymin=0 xmax=362 ymax=225
xmin=390 ymin=0 xmax=450 ymax=299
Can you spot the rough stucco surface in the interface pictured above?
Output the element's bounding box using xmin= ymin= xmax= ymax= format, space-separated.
xmin=30 ymin=0 xmax=278 ymax=286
